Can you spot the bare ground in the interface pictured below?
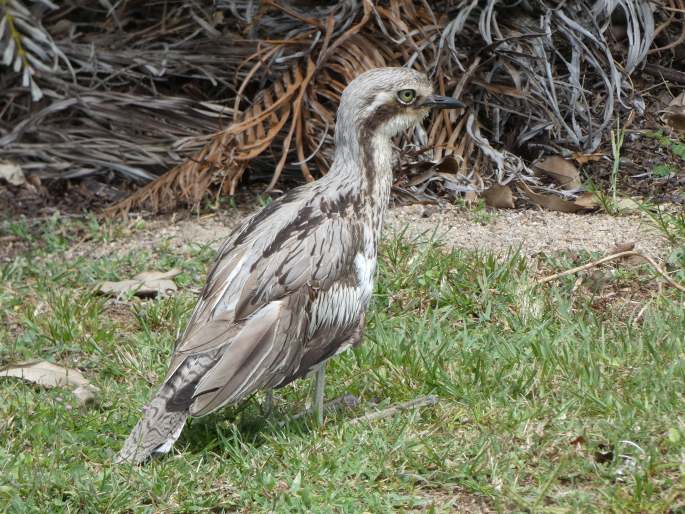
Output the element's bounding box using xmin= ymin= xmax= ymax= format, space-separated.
xmin=63 ymin=204 xmax=669 ymax=261
xmin=384 ymin=204 xmax=668 ymax=257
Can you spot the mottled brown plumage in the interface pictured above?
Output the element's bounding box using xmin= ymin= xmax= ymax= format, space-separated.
xmin=116 ymin=67 xmax=463 ymax=464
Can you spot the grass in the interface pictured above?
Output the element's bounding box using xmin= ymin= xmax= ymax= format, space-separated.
xmin=646 ymin=130 xmax=685 ymax=162
xmin=591 ymin=129 xmax=684 ymax=216
xmin=1 ymin=212 xmax=685 ymax=513
xmin=449 ymin=198 xmax=499 ymax=227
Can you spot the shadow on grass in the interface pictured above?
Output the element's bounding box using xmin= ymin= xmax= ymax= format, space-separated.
xmin=177 ymin=397 xmax=320 ymax=458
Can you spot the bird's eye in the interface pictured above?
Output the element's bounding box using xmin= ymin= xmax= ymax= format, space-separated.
xmin=397 ymin=89 xmax=416 ymax=105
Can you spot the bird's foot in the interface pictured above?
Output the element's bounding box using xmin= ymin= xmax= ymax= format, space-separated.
xmin=322 ymin=392 xmax=361 ymax=411
xmin=283 ymin=393 xmax=361 ymax=426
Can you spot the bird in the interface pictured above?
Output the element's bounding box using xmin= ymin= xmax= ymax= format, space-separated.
xmin=116 ymin=67 xmax=464 ymax=464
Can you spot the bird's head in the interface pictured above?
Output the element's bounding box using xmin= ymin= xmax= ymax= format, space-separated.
xmin=336 ymin=67 xmax=464 ymax=143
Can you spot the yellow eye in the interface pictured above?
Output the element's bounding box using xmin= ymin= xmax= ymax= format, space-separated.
xmin=397 ymin=89 xmax=416 ymax=104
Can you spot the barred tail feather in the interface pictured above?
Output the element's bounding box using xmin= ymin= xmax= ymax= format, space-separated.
xmin=116 ymin=351 xmax=222 ymax=464
xmin=115 ymin=393 xmax=188 ymax=465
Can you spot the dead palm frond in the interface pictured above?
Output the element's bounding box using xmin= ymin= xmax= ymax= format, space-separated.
xmin=0 ymin=0 xmax=71 ymax=100
xmin=1 ymin=0 xmax=683 ymax=214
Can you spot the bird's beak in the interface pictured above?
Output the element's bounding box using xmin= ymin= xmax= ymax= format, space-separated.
xmin=423 ymin=95 xmax=465 ymax=109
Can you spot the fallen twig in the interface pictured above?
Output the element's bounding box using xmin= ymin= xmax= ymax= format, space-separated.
xmin=349 ymin=395 xmax=438 ymax=425
xmin=632 ymin=301 xmax=651 ymax=326
xmin=644 ymin=63 xmax=685 ymax=85
xmin=538 ymin=250 xmax=685 ymax=293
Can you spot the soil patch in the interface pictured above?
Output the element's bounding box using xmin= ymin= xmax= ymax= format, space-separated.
xmin=385 ymin=204 xmax=668 ymax=258
xmin=57 ymin=204 xmax=669 ymax=262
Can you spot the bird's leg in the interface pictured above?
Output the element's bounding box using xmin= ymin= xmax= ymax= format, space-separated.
xmin=313 ymin=363 xmax=326 ymax=425
xmin=262 ymin=389 xmax=274 ymax=417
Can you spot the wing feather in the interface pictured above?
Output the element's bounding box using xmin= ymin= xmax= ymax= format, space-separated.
xmin=160 ymin=186 xmax=367 ymax=416
xmin=189 ymin=299 xmax=301 ymax=415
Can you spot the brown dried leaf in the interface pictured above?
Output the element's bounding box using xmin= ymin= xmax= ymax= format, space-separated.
xmin=407 ymin=169 xmax=436 ymax=187
xmin=518 ymin=182 xmax=592 ymax=213
xmin=483 ymin=184 xmax=515 ymax=209
xmin=607 ymin=242 xmax=635 ymax=255
xmin=604 ymin=241 xmax=645 ymax=265
xmin=624 ymin=254 xmax=649 ymax=265
xmin=99 ymin=268 xmax=180 ymax=298
xmin=663 ymin=92 xmax=685 ymax=132
xmin=435 ymin=155 xmax=461 ymax=174
xmin=573 ymin=192 xmax=600 ymax=210
xmin=572 ymin=152 xmax=605 ymax=165
xmin=0 ymin=360 xmax=99 ymax=406
xmin=570 ymin=435 xmax=587 ymax=447
xmin=533 ymin=156 xmax=581 ymax=189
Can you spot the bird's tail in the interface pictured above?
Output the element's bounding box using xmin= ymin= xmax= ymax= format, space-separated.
xmin=115 ymin=391 xmax=188 ymax=465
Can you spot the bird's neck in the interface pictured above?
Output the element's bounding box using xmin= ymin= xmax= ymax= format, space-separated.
xmin=327 ymin=128 xmax=394 ymax=216
xmin=322 ymin=131 xmax=393 ymax=254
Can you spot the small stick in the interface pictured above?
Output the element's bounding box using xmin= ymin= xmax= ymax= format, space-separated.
xmin=643 ymin=63 xmax=685 ymax=85
xmin=632 ymin=302 xmax=650 ymax=326
xmin=349 ymin=395 xmax=438 ymax=425
xmin=538 ymin=250 xmax=685 ymax=293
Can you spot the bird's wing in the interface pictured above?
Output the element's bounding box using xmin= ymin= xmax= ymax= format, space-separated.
xmin=162 ymin=190 xmax=364 ymax=416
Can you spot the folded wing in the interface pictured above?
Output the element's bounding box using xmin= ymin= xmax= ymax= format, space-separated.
xmin=161 ymin=191 xmax=365 ymax=416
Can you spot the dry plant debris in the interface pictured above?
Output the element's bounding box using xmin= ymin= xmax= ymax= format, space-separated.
xmin=0 ymin=1 xmax=683 ymax=214
xmin=0 ymin=161 xmax=25 ymax=186
xmin=98 ymin=269 xmax=181 ymax=298
xmin=483 ymin=184 xmax=515 ymax=209
xmin=517 ymin=181 xmax=599 ymax=213
xmin=0 ymin=360 xmax=99 ymax=406
xmin=533 ymin=156 xmax=581 ymax=190
xmin=539 ymin=250 xmax=685 ymax=293
xmin=664 ymin=92 xmax=685 ymax=132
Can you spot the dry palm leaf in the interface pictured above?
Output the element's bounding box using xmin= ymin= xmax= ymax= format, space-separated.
xmin=0 ymin=0 xmax=682 ymax=214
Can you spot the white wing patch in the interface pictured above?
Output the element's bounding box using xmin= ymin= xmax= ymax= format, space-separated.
xmin=354 ymin=253 xmax=375 ymax=304
xmin=308 ymin=253 xmax=376 ymax=338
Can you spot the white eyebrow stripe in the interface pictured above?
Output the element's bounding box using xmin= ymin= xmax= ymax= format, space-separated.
xmin=363 ymin=91 xmax=395 ymax=116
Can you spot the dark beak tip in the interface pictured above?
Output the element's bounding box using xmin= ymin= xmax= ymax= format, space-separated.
xmin=425 ymin=95 xmax=465 ymax=109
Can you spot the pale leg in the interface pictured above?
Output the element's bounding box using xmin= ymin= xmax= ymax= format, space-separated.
xmin=263 ymin=389 xmax=273 ymax=416
xmin=313 ymin=363 xmax=326 ymax=425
